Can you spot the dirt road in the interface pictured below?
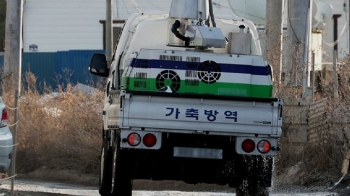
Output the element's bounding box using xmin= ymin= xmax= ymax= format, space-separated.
xmin=0 ymin=179 xmax=340 ymax=196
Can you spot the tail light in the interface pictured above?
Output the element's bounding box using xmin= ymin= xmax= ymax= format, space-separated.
xmin=242 ymin=139 xmax=255 ymax=153
xmin=257 ymin=140 xmax=271 ymax=154
xmin=127 ymin=133 xmax=141 ymax=146
xmin=0 ymin=109 xmax=8 ymax=127
xmin=143 ymin=133 xmax=157 ymax=147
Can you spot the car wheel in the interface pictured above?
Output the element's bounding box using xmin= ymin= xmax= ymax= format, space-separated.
xmin=99 ymin=144 xmax=113 ymax=196
xmin=111 ymin=135 xmax=133 ymax=196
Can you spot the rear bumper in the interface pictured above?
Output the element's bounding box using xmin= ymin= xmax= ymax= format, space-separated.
xmin=119 ymin=133 xmax=273 ymax=185
xmin=0 ymin=128 xmax=13 ymax=173
xmin=0 ymin=155 xmax=11 ymax=172
xmin=120 ymin=131 xmax=280 ymax=156
xmin=121 ymin=132 xmax=235 ymax=163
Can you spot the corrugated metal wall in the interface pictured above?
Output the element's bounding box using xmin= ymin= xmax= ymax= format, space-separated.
xmin=0 ymin=56 xmax=3 ymax=67
xmin=23 ymin=52 xmax=57 ymax=89
xmin=22 ymin=50 xmax=105 ymax=92
xmin=56 ymin=50 xmax=105 ymax=87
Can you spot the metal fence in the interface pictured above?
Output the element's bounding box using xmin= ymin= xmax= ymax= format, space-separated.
xmin=55 ymin=50 xmax=104 ymax=87
xmin=0 ymin=55 xmax=3 ymax=67
xmin=22 ymin=52 xmax=57 ymax=89
xmin=307 ymin=98 xmax=328 ymax=144
xmin=16 ymin=50 xmax=104 ymax=92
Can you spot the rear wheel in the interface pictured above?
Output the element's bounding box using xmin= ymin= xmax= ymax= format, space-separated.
xmin=111 ymin=135 xmax=133 ymax=196
xmin=236 ymin=185 xmax=269 ymax=196
xmin=99 ymin=144 xmax=113 ymax=196
xmin=235 ymin=155 xmax=272 ymax=196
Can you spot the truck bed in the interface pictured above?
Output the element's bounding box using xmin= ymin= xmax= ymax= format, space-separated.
xmin=117 ymin=90 xmax=283 ymax=137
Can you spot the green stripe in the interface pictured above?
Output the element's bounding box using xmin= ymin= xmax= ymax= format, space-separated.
xmin=126 ymin=77 xmax=272 ymax=98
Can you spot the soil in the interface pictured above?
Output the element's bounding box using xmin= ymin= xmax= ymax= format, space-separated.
xmin=0 ymin=168 xmax=344 ymax=196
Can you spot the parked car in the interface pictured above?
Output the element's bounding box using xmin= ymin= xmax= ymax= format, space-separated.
xmin=0 ymin=97 xmax=12 ymax=173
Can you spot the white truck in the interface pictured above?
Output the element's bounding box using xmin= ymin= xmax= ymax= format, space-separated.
xmin=89 ymin=1 xmax=283 ymax=195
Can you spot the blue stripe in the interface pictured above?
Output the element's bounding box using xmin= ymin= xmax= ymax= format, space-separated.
xmin=130 ymin=59 xmax=269 ymax=76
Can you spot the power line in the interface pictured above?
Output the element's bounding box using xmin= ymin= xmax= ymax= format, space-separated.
xmin=323 ymin=2 xmax=350 ymax=47
xmin=323 ymin=20 xmax=349 ymax=47
xmin=143 ymin=0 xmax=163 ymax=11
xmin=129 ymin=0 xmax=143 ymax=13
xmin=216 ymin=1 xmax=265 ymax=20
xmin=287 ymin=0 xmax=310 ymax=44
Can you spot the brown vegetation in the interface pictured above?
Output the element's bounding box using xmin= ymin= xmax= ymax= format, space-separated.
xmin=3 ymin=72 xmax=104 ymax=177
xmin=270 ymin=38 xmax=350 ymax=186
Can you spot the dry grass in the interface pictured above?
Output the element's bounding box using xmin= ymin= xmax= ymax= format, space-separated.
xmin=3 ymin=72 xmax=104 ymax=176
xmin=269 ymin=37 xmax=350 ymax=185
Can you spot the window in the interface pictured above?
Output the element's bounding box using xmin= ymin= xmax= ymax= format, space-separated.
xmin=99 ymin=20 xmax=125 ymax=50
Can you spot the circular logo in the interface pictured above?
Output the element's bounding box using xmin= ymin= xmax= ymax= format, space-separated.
xmin=197 ymin=61 xmax=221 ymax=84
xmin=156 ymin=70 xmax=181 ymax=92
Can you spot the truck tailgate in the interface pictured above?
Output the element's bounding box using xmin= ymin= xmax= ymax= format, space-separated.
xmin=119 ymin=90 xmax=283 ymax=136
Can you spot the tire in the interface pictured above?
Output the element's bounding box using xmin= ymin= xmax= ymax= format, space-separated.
xmin=236 ymin=185 xmax=269 ymax=196
xmin=99 ymin=144 xmax=113 ymax=196
xmin=235 ymin=155 xmax=272 ymax=196
xmin=111 ymin=135 xmax=133 ymax=196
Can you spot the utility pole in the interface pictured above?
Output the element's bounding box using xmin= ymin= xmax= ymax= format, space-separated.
xmin=333 ymin=15 xmax=340 ymax=99
xmin=106 ymin=0 xmax=113 ymax=65
xmin=3 ymin=0 xmax=23 ymax=95
xmin=265 ymin=0 xmax=284 ymax=85
xmin=286 ymin=0 xmax=309 ymax=89
xmin=4 ymin=1 xmax=23 ymax=196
